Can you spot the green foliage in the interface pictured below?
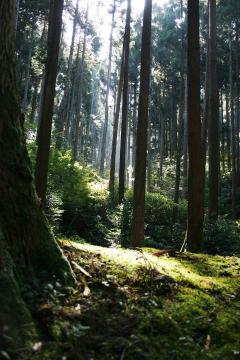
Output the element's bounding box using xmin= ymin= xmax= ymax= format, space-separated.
xmin=204 ymin=218 xmax=240 ymax=256
xmin=121 ymin=190 xmax=186 ymax=249
xmin=47 ymin=151 xmax=110 ymax=244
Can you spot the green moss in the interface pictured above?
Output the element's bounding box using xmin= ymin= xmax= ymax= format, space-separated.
xmin=18 ymin=242 xmax=240 ymax=360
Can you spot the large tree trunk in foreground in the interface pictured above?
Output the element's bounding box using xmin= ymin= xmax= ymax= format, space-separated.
xmin=35 ymin=0 xmax=64 ymax=203
xmin=131 ymin=0 xmax=152 ymax=247
xmin=182 ymin=0 xmax=204 ymax=252
xmin=0 ymin=0 xmax=74 ymax=351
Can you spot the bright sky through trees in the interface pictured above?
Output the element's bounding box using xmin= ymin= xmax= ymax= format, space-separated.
xmin=63 ymin=0 xmax=170 ymax=60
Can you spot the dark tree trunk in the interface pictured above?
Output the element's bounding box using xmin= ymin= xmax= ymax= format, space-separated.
xmin=109 ymin=40 xmax=125 ymax=197
xmin=55 ymin=0 xmax=79 ymax=150
xmin=226 ymin=93 xmax=231 ymax=172
xmin=73 ymin=12 xmax=88 ymax=160
xmin=182 ymin=0 xmax=204 ymax=252
xmin=35 ymin=0 xmax=64 ymax=203
xmin=208 ymin=0 xmax=219 ymax=220
xmin=131 ymin=0 xmax=152 ymax=247
xmin=100 ymin=0 xmax=116 ymax=176
xmin=22 ymin=22 xmax=35 ymax=113
xmin=30 ymin=76 xmax=40 ymax=124
xmin=230 ymin=35 xmax=237 ymax=219
xmin=0 ymin=0 xmax=74 ymax=350
xmin=173 ymin=0 xmax=185 ymax=221
xmin=119 ymin=0 xmax=131 ymax=204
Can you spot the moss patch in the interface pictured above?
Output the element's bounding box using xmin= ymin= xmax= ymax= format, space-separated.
xmin=18 ymin=241 xmax=240 ymax=360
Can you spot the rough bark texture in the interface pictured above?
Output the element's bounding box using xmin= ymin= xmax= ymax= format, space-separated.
xmin=131 ymin=0 xmax=152 ymax=247
xmin=183 ymin=0 xmax=204 ymax=252
xmin=35 ymin=0 xmax=64 ymax=203
xmin=0 ymin=0 xmax=74 ymax=350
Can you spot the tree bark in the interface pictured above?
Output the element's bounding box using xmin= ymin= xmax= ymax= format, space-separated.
xmin=182 ymin=0 xmax=204 ymax=252
xmin=73 ymin=10 xmax=88 ymax=160
xmin=35 ymin=0 xmax=64 ymax=203
xmin=229 ymin=34 xmax=237 ymax=219
xmin=208 ymin=0 xmax=219 ymax=220
xmin=173 ymin=0 xmax=185 ymax=221
xmin=119 ymin=0 xmax=131 ymax=204
xmin=55 ymin=0 xmax=79 ymax=150
xmin=0 ymin=0 xmax=74 ymax=349
xmin=131 ymin=0 xmax=152 ymax=247
xmin=109 ymin=39 xmax=125 ymax=197
xmin=100 ymin=0 xmax=116 ymax=176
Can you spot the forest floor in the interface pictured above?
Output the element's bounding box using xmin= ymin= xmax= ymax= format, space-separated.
xmin=19 ymin=240 xmax=240 ymax=360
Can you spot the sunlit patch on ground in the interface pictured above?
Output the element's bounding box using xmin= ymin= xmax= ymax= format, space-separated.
xmin=20 ymin=241 xmax=240 ymax=360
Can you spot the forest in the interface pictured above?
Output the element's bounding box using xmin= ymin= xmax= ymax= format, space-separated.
xmin=0 ymin=0 xmax=240 ymax=359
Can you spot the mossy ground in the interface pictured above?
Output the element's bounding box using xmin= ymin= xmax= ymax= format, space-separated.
xmin=17 ymin=240 xmax=240 ymax=360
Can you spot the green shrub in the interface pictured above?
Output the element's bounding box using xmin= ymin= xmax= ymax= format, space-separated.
xmin=121 ymin=190 xmax=186 ymax=249
xmin=204 ymin=217 xmax=240 ymax=256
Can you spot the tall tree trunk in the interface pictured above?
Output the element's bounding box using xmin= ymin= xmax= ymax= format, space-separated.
xmin=55 ymin=0 xmax=79 ymax=150
xmin=30 ymin=76 xmax=40 ymax=124
xmin=35 ymin=0 xmax=64 ymax=203
xmin=208 ymin=0 xmax=219 ymax=220
xmin=202 ymin=2 xmax=210 ymax=184
xmin=0 ymin=0 xmax=74 ymax=349
xmin=183 ymin=76 xmax=188 ymax=196
xmin=182 ymin=0 xmax=204 ymax=252
xmin=22 ymin=22 xmax=35 ymax=113
xmin=100 ymin=0 xmax=116 ymax=176
xmin=73 ymin=10 xmax=88 ymax=160
xmin=131 ymin=0 xmax=152 ymax=247
xmin=173 ymin=0 xmax=185 ymax=221
xmin=226 ymin=93 xmax=231 ymax=172
xmin=109 ymin=40 xmax=125 ymax=197
xmin=220 ymin=88 xmax=225 ymax=173
xmin=230 ymin=34 xmax=237 ymax=218
xmin=119 ymin=0 xmax=131 ymax=204
xmin=16 ymin=0 xmax=20 ymax=31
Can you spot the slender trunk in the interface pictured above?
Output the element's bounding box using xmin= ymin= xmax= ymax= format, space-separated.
xmin=30 ymin=76 xmax=40 ymax=124
xmin=55 ymin=0 xmax=79 ymax=150
xmin=183 ymin=76 xmax=188 ymax=196
xmin=226 ymin=93 xmax=231 ymax=171
xmin=173 ymin=0 xmax=185 ymax=221
xmin=22 ymin=24 xmax=35 ymax=113
xmin=202 ymin=2 xmax=210 ymax=183
xmin=220 ymin=88 xmax=225 ymax=173
xmin=208 ymin=0 xmax=219 ymax=220
xmin=230 ymin=34 xmax=237 ymax=218
xmin=109 ymin=37 xmax=125 ymax=196
xmin=16 ymin=0 xmax=20 ymax=31
xmin=183 ymin=0 xmax=204 ymax=253
xmin=35 ymin=0 xmax=64 ymax=203
xmin=100 ymin=0 xmax=116 ymax=176
xmin=73 ymin=11 xmax=88 ymax=160
xmin=131 ymin=0 xmax=152 ymax=247
xmin=119 ymin=0 xmax=131 ymax=203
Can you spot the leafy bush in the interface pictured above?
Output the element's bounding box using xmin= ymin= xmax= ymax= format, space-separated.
xmin=204 ymin=217 xmax=240 ymax=256
xmin=121 ymin=190 xmax=186 ymax=249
